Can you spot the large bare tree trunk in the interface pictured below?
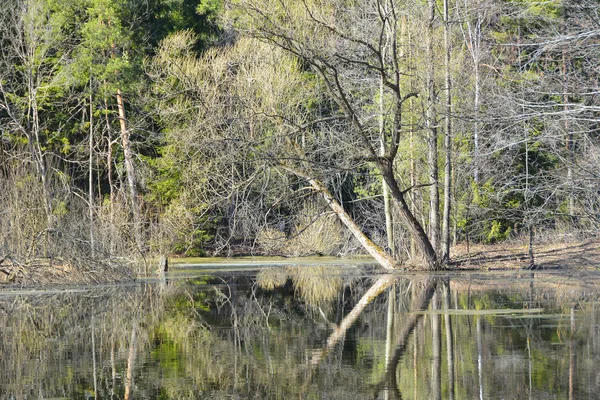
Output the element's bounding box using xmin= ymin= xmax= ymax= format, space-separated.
xmin=116 ymin=88 xmax=143 ymax=254
xmin=442 ymin=0 xmax=453 ymax=263
xmin=310 ymin=177 xmax=397 ymax=271
xmin=426 ymin=0 xmax=440 ymax=254
xmin=380 ymin=47 xmax=395 ymax=257
xmin=382 ymin=166 xmax=439 ymax=270
xmin=280 ymin=163 xmax=397 ymax=270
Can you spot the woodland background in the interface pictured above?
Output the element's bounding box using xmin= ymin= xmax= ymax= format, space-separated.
xmin=0 ymin=0 xmax=598 ymax=271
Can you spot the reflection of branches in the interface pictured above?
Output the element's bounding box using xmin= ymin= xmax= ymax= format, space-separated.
xmin=311 ymin=275 xmax=396 ymax=365
xmin=372 ymin=279 xmax=438 ymax=398
xmin=299 ymin=275 xmax=396 ymax=394
xmin=250 ymin=282 xmax=273 ymax=328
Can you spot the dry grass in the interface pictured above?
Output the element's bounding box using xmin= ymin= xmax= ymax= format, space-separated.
xmin=256 ymin=267 xmax=289 ymax=290
xmin=450 ymin=239 xmax=600 ymax=271
xmin=0 ymin=257 xmax=135 ymax=287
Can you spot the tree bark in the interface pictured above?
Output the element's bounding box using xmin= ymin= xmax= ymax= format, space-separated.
xmin=380 ymin=46 xmax=395 ymax=257
xmin=426 ymin=0 xmax=440 ymax=254
xmin=442 ymin=0 xmax=453 ymax=263
xmin=116 ymin=88 xmax=143 ymax=254
xmin=309 ymin=177 xmax=397 ymax=271
xmin=279 ymin=162 xmax=397 ymax=270
xmin=381 ymin=164 xmax=439 ymax=270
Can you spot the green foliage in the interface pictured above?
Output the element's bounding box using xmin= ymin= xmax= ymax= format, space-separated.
xmin=486 ymin=220 xmax=511 ymax=243
xmin=145 ymin=146 xmax=183 ymax=207
xmin=499 ymin=0 xmax=562 ymax=36
xmin=352 ymin=164 xmax=382 ymax=199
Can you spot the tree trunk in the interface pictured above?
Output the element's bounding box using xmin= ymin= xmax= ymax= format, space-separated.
xmin=310 ymin=177 xmax=397 ymax=271
xmin=563 ymin=47 xmax=574 ymax=217
xmin=27 ymin=73 xmax=52 ymax=228
xmin=116 ymin=88 xmax=143 ymax=254
xmin=442 ymin=0 xmax=452 ymax=263
xmin=474 ymin=54 xmax=480 ymax=184
xmin=408 ymin=27 xmax=418 ymax=260
xmin=380 ymin=48 xmax=395 ymax=257
xmin=279 ymin=163 xmax=397 ymax=270
xmin=382 ymin=165 xmax=439 ymax=270
xmin=426 ymin=0 xmax=440 ymax=254
xmin=472 ymin=8 xmax=482 ymax=184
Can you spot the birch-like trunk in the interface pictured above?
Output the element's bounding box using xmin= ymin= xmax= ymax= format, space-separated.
xmin=380 ymin=50 xmax=394 ymax=257
xmin=309 ymin=177 xmax=397 ymax=271
xmin=563 ymin=48 xmax=574 ymax=216
xmin=104 ymin=97 xmax=116 ymax=254
xmin=426 ymin=0 xmax=440 ymax=254
xmin=279 ymin=163 xmax=397 ymax=270
xmin=116 ymin=88 xmax=143 ymax=254
xmin=442 ymin=0 xmax=453 ymax=263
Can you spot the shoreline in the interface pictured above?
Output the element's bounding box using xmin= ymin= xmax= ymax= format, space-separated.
xmin=1 ymin=239 xmax=598 ymax=289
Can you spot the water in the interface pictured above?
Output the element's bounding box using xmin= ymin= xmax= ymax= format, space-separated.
xmin=1 ymin=261 xmax=599 ymax=399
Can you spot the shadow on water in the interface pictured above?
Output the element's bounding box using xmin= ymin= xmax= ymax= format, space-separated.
xmin=1 ymin=265 xmax=600 ymax=399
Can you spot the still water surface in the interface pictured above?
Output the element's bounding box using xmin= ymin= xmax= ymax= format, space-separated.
xmin=1 ymin=260 xmax=600 ymax=399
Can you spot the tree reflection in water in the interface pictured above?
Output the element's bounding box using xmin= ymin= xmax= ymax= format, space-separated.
xmin=0 ymin=269 xmax=599 ymax=399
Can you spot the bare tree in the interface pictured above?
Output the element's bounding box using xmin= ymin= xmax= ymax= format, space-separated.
xmin=426 ymin=0 xmax=440 ymax=254
xmin=224 ymin=0 xmax=440 ymax=269
xmin=442 ymin=0 xmax=453 ymax=263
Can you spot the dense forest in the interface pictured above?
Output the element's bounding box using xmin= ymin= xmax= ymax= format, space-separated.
xmin=0 ymin=0 xmax=598 ymax=273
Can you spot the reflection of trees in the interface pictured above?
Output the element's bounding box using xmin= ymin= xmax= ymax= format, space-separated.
xmin=393 ymin=274 xmax=600 ymax=399
xmin=1 ymin=272 xmax=600 ymax=398
xmin=373 ymin=278 xmax=438 ymax=399
xmin=0 ymin=286 xmax=154 ymax=399
xmin=443 ymin=282 xmax=455 ymax=400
